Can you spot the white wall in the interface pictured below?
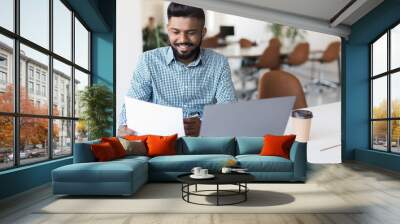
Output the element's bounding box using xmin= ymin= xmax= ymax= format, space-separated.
xmin=206 ymin=11 xmax=340 ymax=50
xmin=116 ymin=0 xmax=143 ymax=128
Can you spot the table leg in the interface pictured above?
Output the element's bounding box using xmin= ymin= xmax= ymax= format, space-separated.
xmin=195 ymin=184 xmax=197 ymax=192
xmin=245 ymin=183 xmax=247 ymax=201
xmin=217 ymin=184 xmax=219 ymax=206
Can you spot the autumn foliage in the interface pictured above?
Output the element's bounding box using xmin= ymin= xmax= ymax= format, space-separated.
xmin=372 ymin=99 xmax=400 ymax=142
xmin=0 ymin=84 xmax=59 ymax=150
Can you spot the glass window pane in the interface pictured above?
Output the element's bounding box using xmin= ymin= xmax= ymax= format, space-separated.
xmin=75 ymin=120 xmax=88 ymax=143
xmin=0 ymin=34 xmax=14 ymax=112
xmin=75 ymin=18 xmax=89 ymax=69
xmin=53 ymin=119 xmax=72 ymax=158
xmin=53 ymin=0 xmax=72 ymax=60
xmin=372 ymin=33 xmax=387 ymax=76
xmin=391 ymin=120 xmax=400 ymax=153
xmin=0 ymin=0 xmax=14 ymax=31
xmin=391 ymin=72 xmax=400 ymax=118
xmin=53 ymin=59 xmax=72 ymax=117
xmin=20 ymin=117 xmax=49 ymax=165
xmin=372 ymin=121 xmax=388 ymax=151
xmin=20 ymin=44 xmax=49 ymax=115
xmin=391 ymin=24 xmax=400 ymax=70
xmin=74 ymin=69 xmax=89 ymax=118
xmin=372 ymin=77 xmax=387 ymax=119
xmin=20 ymin=0 xmax=49 ymax=49
xmin=0 ymin=116 xmax=13 ymax=170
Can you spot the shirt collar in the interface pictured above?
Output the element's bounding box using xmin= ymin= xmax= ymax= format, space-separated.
xmin=166 ymin=46 xmax=203 ymax=67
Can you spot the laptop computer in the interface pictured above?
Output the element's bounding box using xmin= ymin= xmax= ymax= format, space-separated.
xmin=200 ymin=96 xmax=295 ymax=137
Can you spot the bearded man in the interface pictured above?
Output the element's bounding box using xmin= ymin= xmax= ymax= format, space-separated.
xmin=118 ymin=2 xmax=237 ymax=137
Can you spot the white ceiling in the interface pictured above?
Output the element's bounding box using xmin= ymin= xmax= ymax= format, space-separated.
xmin=172 ymin=0 xmax=384 ymax=38
xmin=223 ymin=0 xmax=352 ymax=23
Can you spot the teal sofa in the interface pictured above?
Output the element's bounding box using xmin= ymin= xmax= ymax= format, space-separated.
xmin=52 ymin=137 xmax=307 ymax=196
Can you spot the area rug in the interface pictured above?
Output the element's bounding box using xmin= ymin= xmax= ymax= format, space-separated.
xmin=37 ymin=183 xmax=361 ymax=214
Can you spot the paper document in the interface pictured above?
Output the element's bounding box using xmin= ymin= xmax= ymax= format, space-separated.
xmin=124 ymin=97 xmax=185 ymax=137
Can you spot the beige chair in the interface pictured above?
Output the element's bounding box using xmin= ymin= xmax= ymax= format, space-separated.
xmin=255 ymin=38 xmax=282 ymax=70
xmin=201 ymin=36 xmax=220 ymax=48
xmin=309 ymin=41 xmax=341 ymax=89
xmin=238 ymin=38 xmax=282 ymax=100
xmin=239 ymin=38 xmax=254 ymax=48
xmin=286 ymin=42 xmax=310 ymax=66
xmin=258 ymin=70 xmax=307 ymax=110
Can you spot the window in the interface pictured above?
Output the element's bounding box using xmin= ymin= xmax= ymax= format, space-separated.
xmin=0 ymin=53 xmax=8 ymax=88
xmin=42 ymin=85 xmax=46 ymax=97
xmin=0 ymin=71 xmax=6 ymax=85
xmin=0 ymin=0 xmax=14 ymax=32
xmin=41 ymin=73 xmax=46 ymax=82
xmin=28 ymin=67 xmax=34 ymax=80
xmin=0 ymin=54 xmax=7 ymax=67
xmin=35 ymin=70 xmax=41 ymax=81
xmin=0 ymin=0 xmax=91 ymax=170
xmin=0 ymin=35 xmax=13 ymax=113
xmin=28 ymin=81 xmax=34 ymax=94
xmin=370 ymin=23 xmax=400 ymax=154
xmin=20 ymin=0 xmax=49 ymax=48
xmin=36 ymin=83 xmax=40 ymax=95
xmin=75 ymin=18 xmax=89 ymax=70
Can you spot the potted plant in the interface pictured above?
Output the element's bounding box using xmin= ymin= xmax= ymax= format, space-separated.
xmin=268 ymin=23 xmax=306 ymax=51
xmin=79 ymin=84 xmax=113 ymax=140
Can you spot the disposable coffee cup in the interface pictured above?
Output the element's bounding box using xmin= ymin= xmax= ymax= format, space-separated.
xmin=291 ymin=110 xmax=313 ymax=143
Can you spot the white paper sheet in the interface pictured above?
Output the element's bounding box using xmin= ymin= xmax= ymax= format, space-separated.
xmin=124 ymin=97 xmax=185 ymax=137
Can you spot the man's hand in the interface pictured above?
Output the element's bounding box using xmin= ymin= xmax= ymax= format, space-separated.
xmin=117 ymin=125 xmax=137 ymax=137
xmin=183 ymin=117 xmax=201 ymax=137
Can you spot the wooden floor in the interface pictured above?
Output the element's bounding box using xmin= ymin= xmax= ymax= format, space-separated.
xmin=1 ymin=162 xmax=400 ymax=224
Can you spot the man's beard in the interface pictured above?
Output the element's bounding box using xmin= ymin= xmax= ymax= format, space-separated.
xmin=171 ymin=39 xmax=202 ymax=61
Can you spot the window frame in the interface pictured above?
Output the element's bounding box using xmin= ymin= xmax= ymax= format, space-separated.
xmin=370 ymin=20 xmax=400 ymax=154
xmin=0 ymin=0 xmax=92 ymax=171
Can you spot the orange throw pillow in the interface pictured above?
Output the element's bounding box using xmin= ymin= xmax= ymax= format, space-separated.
xmin=101 ymin=137 xmax=127 ymax=158
xmin=91 ymin=142 xmax=117 ymax=161
xmin=260 ymin=134 xmax=296 ymax=159
xmin=124 ymin=135 xmax=149 ymax=142
xmin=146 ymin=134 xmax=178 ymax=157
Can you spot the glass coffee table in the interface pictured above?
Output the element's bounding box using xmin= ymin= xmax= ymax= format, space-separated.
xmin=177 ymin=172 xmax=255 ymax=206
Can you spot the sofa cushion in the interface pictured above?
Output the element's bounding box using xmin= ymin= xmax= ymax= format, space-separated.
xmin=260 ymin=134 xmax=296 ymax=159
xmin=119 ymin=138 xmax=147 ymax=156
xmin=236 ymin=155 xmax=293 ymax=172
xmin=178 ymin=137 xmax=236 ymax=155
xmin=73 ymin=140 xmax=100 ymax=163
xmin=91 ymin=142 xmax=118 ymax=161
xmin=101 ymin=137 xmax=127 ymax=158
xmin=53 ymin=158 xmax=148 ymax=183
xmin=148 ymin=154 xmax=235 ymax=172
xmin=235 ymin=137 xmax=263 ymax=155
xmin=147 ymin=134 xmax=178 ymax=157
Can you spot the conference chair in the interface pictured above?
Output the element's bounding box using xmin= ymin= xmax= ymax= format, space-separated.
xmin=308 ymin=41 xmax=341 ymax=90
xmin=284 ymin=42 xmax=310 ymax=66
xmin=239 ymin=38 xmax=255 ymax=48
xmin=201 ymin=35 xmax=220 ymax=48
xmin=237 ymin=38 xmax=282 ymax=100
xmin=258 ymin=70 xmax=307 ymax=110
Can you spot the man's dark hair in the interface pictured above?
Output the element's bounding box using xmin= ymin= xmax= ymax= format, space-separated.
xmin=167 ymin=2 xmax=205 ymax=26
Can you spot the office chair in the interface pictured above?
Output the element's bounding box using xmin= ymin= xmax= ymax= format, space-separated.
xmin=201 ymin=35 xmax=220 ymax=48
xmin=258 ymin=70 xmax=307 ymax=110
xmin=239 ymin=38 xmax=255 ymax=48
xmin=308 ymin=41 xmax=341 ymax=91
xmin=285 ymin=42 xmax=310 ymax=66
xmin=237 ymin=38 xmax=282 ymax=100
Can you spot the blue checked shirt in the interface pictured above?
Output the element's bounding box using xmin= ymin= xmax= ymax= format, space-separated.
xmin=119 ymin=46 xmax=237 ymax=126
